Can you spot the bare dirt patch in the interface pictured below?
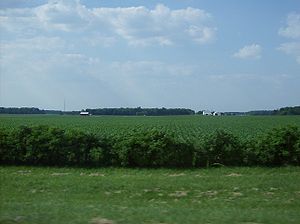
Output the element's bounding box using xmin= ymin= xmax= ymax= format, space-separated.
xmin=90 ymin=217 xmax=115 ymax=224
xmin=168 ymin=173 xmax=186 ymax=177
xmin=197 ymin=190 xmax=218 ymax=197
xmin=226 ymin=173 xmax=242 ymax=177
xmin=232 ymin=192 xmax=243 ymax=197
xmin=169 ymin=191 xmax=188 ymax=197
xmin=16 ymin=170 xmax=32 ymax=175
xmin=51 ymin=172 xmax=70 ymax=176
xmin=88 ymin=173 xmax=105 ymax=177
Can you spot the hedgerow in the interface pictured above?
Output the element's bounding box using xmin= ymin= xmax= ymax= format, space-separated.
xmin=254 ymin=126 xmax=300 ymax=166
xmin=113 ymin=129 xmax=194 ymax=167
xmin=0 ymin=125 xmax=299 ymax=167
xmin=194 ymin=129 xmax=244 ymax=167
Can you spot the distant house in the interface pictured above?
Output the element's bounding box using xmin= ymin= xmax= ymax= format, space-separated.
xmin=202 ymin=110 xmax=222 ymax=116
xmin=213 ymin=112 xmax=222 ymax=116
xmin=80 ymin=111 xmax=90 ymax=116
xmin=203 ymin=110 xmax=212 ymax=116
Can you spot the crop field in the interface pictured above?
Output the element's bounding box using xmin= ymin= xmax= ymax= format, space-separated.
xmin=1 ymin=115 xmax=300 ymax=142
xmin=1 ymin=115 xmax=300 ymax=223
xmin=1 ymin=114 xmax=300 ymax=167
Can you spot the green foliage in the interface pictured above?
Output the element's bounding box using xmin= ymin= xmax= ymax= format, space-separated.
xmin=89 ymin=139 xmax=114 ymax=166
xmin=1 ymin=123 xmax=300 ymax=167
xmin=0 ymin=128 xmax=13 ymax=163
xmin=275 ymin=106 xmax=300 ymax=115
xmin=114 ymin=129 xmax=194 ymax=167
xmin=0 ymin=126 xmax=112 ymax=166
xmin=86 ymin=107 xmax=195 ymax=116
xmin=255 ymin=125 xmax=300 ymax=166
xmin=0 ymin=107 xmax=45 ymax=114
xmin=195 ymin=130 xmax=244 ymax=167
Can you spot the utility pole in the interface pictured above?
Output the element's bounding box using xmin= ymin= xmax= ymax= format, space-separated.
xmin=0 ymin=72 xmax=2 ymax=106
xmin=63 ymin=98 xmax=66 ymax=113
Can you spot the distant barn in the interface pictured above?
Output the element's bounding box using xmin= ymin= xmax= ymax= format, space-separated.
xmin=80 ymin=111 xmax=90 ymax=116
xmin=213 ymin=112 xmax=222 ymax=116
xmin=203 ymin=110 xmax=212 ymax=116
xmin=202 ymin=110 xmax=222 ymax=116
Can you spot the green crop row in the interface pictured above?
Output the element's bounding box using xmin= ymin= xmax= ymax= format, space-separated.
xmin=1 ymin=125 xmax=300 ymax=167
xmin=1 ymin=115 xmax=300 ymax=143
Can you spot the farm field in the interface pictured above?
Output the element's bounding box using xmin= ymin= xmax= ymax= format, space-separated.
xmin=1 ymin=115 xmax=300 ymax=142
xmin=1 ymin=115 xmax=300 ymax=223
xmin=1 ymin=166 xmax=300 ymax=224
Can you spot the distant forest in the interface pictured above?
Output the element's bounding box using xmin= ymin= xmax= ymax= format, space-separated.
xmin=85 ymin=107 xmax=195 ymax=116
xmin=247 ymin=106 xmax=300 ymax=115
xmin=0 ymin=106 xmax=299 ymax=116
xmin=0 ymin=107 xmax=195 ymax=116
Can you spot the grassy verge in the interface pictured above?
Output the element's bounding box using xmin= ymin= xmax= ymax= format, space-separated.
xmin=1 ymin=166 xmax=300 ymax=224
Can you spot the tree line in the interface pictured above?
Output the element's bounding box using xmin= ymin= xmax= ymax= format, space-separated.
xmin=0 ymin=107 xmax=195 ymax=116
xmin=247 ymin=106 xmax=300 ymax=115
xmin=1 ymin=125 xmax=299 ymax=167
xmin=0 ymin=106 xmax=299 ymax=116
xmin=0 ymin=107 xmax=45 ymax=114
xmin=85 ymin=107 xmax=195 ymax=116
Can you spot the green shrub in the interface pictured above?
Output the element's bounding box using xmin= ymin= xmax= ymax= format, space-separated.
xmin=114 ymin=129 xmax=194 ymax=167
xmin=255 ymin=126 xmax=300 ymax=166
xmin=10 ymin=126 xmax=32 ymax=164
xmin=65 ymin=130 xmax=113 ymax=166
xmin=21 ymin=126 xmax=67 ymax=165
xmin=64 ymin=130 xmax=112 ymax=166
xmin=82 ymin=138 xmax=113 ymax=166
xmin=0 ymin=126 xmax=112 ymax=166
xmin=242 ymin=137 xmax=259 ymax=166
xmin=1 ymin=124 xmax=300 ymax=168
xmin=200 ymin=129 xmax=244 ymax=167
xmin=0 ymin=128 xmax=13 ymax=163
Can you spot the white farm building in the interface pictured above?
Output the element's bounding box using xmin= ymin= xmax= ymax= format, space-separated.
xmin=80 ymin=111 xmax=90 ymax=116
xmin=202 ymin=110 xmax=213 ymax=116
xmin=213 ymin=112 xmax=222 ymax=116
xmin=202 ymin=110 xmax=222 ymax=116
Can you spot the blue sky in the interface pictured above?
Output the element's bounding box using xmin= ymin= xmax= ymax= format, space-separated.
xmin=0 ymin=0 xmax=299 ymax=111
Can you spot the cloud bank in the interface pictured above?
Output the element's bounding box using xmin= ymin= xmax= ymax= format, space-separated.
xmin=278 ymin=13 xmax=300 ymax=64
xmin=279 ymin=13 xmax=300 ymax=39
xmin=0 ymin=1 xmax=216 ymax=46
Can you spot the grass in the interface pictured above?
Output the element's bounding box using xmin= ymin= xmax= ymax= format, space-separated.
xmin=1 ymin=166 xmax=300 ymax=224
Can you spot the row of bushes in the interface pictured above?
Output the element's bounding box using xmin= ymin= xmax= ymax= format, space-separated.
xmin=1 ymin=125 xmax=300 ymax=167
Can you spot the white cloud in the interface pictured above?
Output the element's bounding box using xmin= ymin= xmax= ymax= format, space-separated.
xmin=34 ymin=0 xmax=91 ymax=32
xmin=187 ymin=25 xmax=216 ymax=44
xmin=0 ymin=8 xmax=43 ymax=36
xmin=233 ymin=44 xmax=262 ymax=59
xmin=1 ymin=36 xmax=65 ymax=52
xmin=278 ymin=13 xmax=300 ymax=64
xmin=208 ymin=73 xmax=293 ymax=82
xmin=277 ymin=42 xmax=300 ymax=64
xmin=0 ymin=36 xmax=200 ymax=109
xmin=0 ymin=1 xmax=216 ymax=46
xmin=278 ymin=42 xmax=300 ymax=54
xmin=1 ymin=33 xmax=299 ymax=111
xmin=0 ymin=27 xmax=198 ymax=106
xmin=109 ymin=61 xmax=196 ymax=78
xmin=279 ymin=13 xmax=300 ymax=39
xmin=91 ymin=3 xmax=216 ymax=46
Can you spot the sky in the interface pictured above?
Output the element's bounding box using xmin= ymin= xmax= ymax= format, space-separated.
xmin=0 ymin=0 xmax=299 ymax=112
